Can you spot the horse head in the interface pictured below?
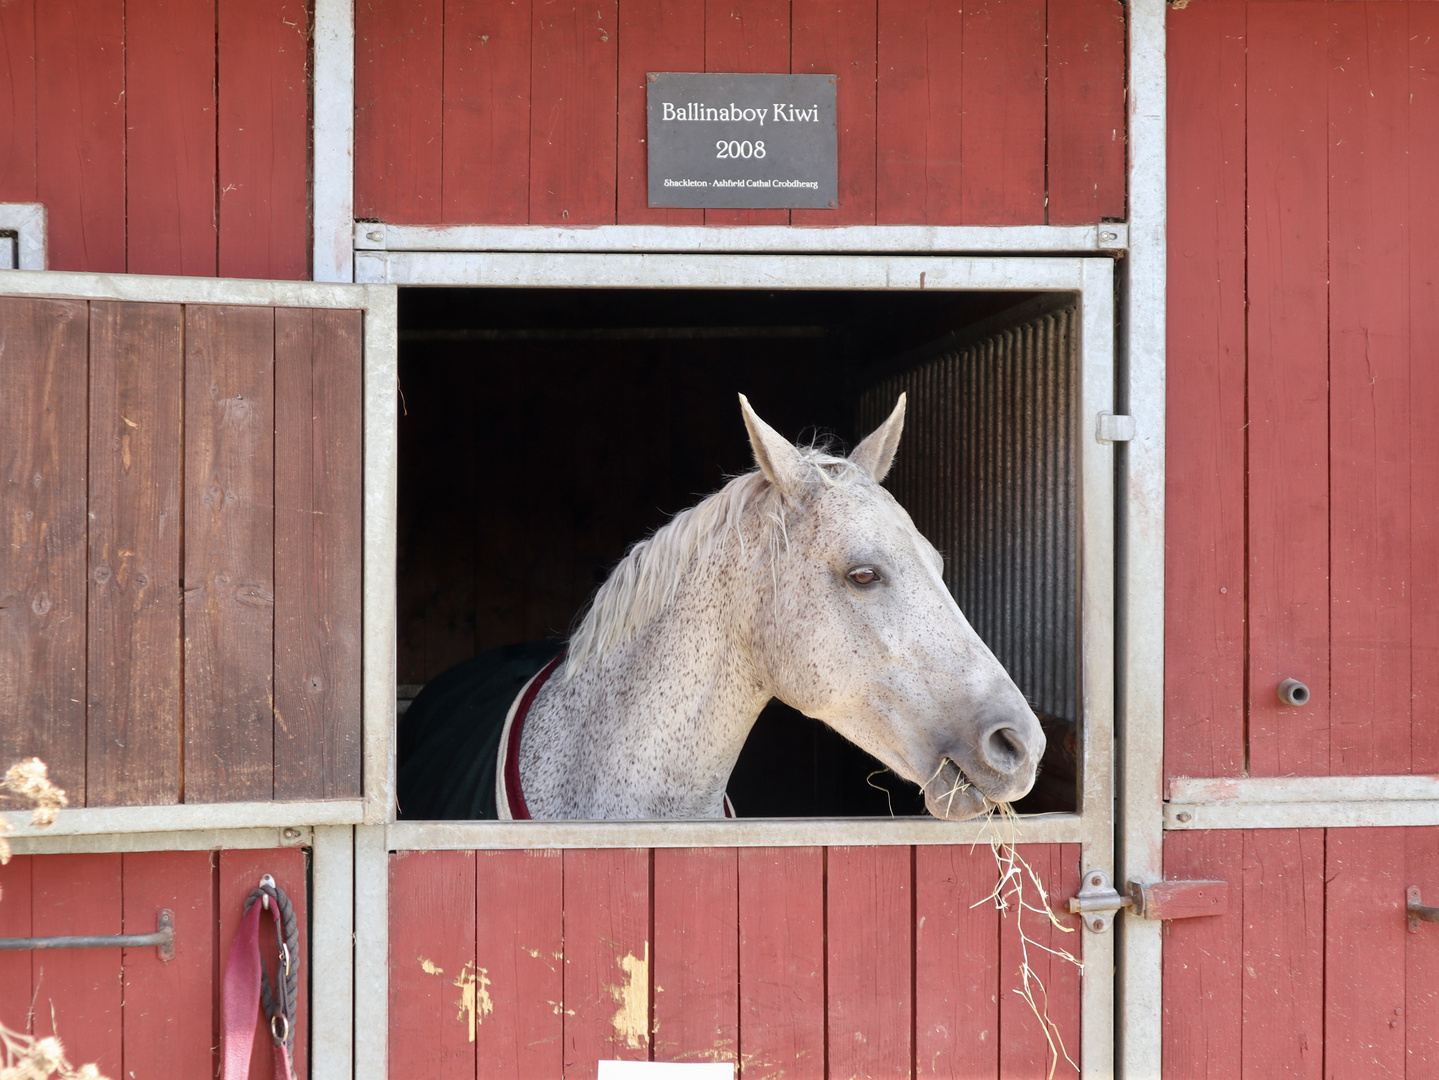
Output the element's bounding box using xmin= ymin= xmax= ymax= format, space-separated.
xmin=740 ymin=394 xmax=1046 ymax=819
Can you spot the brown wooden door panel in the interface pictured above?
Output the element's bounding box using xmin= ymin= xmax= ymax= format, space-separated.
xmin=0 ymin=298 xmax=362 ymax=807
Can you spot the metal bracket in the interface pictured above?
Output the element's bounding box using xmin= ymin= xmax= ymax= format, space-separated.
xmin=1095 ymin=412 xmax=1136 ymax=443
xmin=0 ymin=908 xmax=175 ymax=961
xmin=1068 ymin=869 xmax=1133 ymax=932
xmin=1408 ymin=886 xmax=1439 ymax=932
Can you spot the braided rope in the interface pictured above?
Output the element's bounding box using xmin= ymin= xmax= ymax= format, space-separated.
xmin=242 ymin=882 xmax=300 ymax=1049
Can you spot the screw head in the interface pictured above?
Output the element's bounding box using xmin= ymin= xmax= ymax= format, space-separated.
xmin=1100 ymin=231 xmax=1118 ymax=241
xmin=366 ymin=230 xmax=383 ymax=242
xmin=1093 ymin=918 xmax=1105 ymax=930
xmin=282 ymin=827 xmax=303 ymax=841
xmin=1176 ymin=812 xmax=1192 ymax=823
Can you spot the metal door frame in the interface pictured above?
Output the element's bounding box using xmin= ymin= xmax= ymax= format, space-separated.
xmin=354 ymin=251 xmax=1119 ymax=1079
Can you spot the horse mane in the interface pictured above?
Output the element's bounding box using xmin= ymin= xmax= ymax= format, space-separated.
xmin=564 ymin=447 xmax=867 ymax=677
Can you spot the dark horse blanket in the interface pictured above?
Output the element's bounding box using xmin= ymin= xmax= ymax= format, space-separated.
xmin=397 ymin=640 xmax=564 ymax=820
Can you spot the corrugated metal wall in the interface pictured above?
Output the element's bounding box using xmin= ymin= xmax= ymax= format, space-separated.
xmin=858 ymin=297 xmax=1078 ymax=721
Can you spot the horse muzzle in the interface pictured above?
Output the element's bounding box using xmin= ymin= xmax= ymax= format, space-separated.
xmin=926 ymin=707 xmax=1046 ymax=818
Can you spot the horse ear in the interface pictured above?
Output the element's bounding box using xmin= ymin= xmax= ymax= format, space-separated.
xmin=851 ymin=393 xmax=906 ymax=482
xmin=739 ymin=394 xmax=809 ymax=497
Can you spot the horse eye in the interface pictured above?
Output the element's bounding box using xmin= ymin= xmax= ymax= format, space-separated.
xmin=848 ymin=566 xmax=880 ymax=586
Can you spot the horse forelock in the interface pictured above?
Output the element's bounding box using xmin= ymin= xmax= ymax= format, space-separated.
xmin=563 ymin=447 xmax=866 ymax=677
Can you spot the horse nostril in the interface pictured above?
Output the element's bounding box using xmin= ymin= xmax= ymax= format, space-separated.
xmin=982 ymin=725 xmax=1027 ymax=775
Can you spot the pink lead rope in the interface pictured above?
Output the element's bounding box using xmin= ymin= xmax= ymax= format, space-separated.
xmin=222 ymin=874 xmax=298 ymax=1080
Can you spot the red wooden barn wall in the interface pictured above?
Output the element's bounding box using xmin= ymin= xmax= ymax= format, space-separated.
xmin=354 ymin=0 xmax=1126 ymax=228
xmin=388 ymin=844 xmax=1083 ymax=1079
xmin=0 ymin=296 xmax=363 ymax=807
xmin=0 ymin=847 xmax=308 ymax=1080
xmin=1164 ymin=1 xmax=1439 ymax=1073
xmin=0 ymin=0 xmax=310 ymax=278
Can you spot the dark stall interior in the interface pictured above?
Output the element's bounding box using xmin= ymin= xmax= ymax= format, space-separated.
xmin=396 ymin=287 xmax=1077 ymax=817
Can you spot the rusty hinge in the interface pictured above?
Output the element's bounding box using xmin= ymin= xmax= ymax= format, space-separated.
xmin=1069 ymin=871 xmax=1229 ymax=932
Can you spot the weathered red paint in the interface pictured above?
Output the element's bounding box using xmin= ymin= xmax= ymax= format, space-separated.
xmin=386 ymin=844 xmax=1083 ymax=1079
xmin=355 ymin=0 xmax=1126 ymax=227
xmin=0 ymin=849 xmax=304 ymax=1080
xmin=0 ymin=0 xmax=309 ymax=276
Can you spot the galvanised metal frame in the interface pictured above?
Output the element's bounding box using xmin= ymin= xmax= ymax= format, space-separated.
xmin=354 ymin=253 xmax=1120 ymax=1080
xmin=1116 ymin=0 xmax=1167 ymax=1076
xmin=355 ymin=221 xmax=1128 ymax=258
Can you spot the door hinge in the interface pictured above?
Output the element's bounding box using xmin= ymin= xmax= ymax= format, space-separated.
xmin=1069 ymin=872 xmax=1230 ymax=932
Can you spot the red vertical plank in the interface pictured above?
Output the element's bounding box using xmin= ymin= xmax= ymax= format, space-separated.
xmin=997 ymin=845 xmax=1080 ymax=1080
xmin=121 ymin=851 xmax=215 ymax=1078
xmin=0 ymin=298 xmax=89 ymax=804
xmin=87 ymin=302 xmax=184 ymax=807
xmin=31 ymin=854 xmax=123 ymax=1076
xmin=562 ymin=849 xmax=650 ymax=1075
xmin=1241 ymin=830 xmax=1324 ymax=1079
xmin=652 ymin=848 xmax=738 ymax=1066
xmin=1413 ymin=2 xmax=1439 ymax=777
xmin=736 ymin=847 xmax=824 ymax=1080
xmin=388 ymin=851 xmax=478 ymax=1079
xmin=219 ymin=849 xmax=308 ymax=1080
xmin=443 ymin=0 xmax=533 ymax=224
xmin=475 ymin=850 xmax=565 ymax=1080
xmin=875 ymin=1 xmax=964 ymax=225
xmin=827 ymin=846 xmax=911 ymax=1080
xmin=915 ymin=844 xmax=999 ymax=1079
xmin=1327 ymin=3 xmax=1412 ymax=778
xmin=1161 ymin=832 xmax=1244 ymax=1079
xmin=218 ymin=0 xmax=309 ymax=279
xmin=1163 ymin=0 xmax=1247 ymax=780
xmin=1407 ymin=827 xmax=1439 ymax=1075
xmin=704 ymin=0 xmax=790 ymax=226
xmin=274 ymin=309 xmax=364 ymax=800
xmin=958 ymin=0 xmax=1045 ymax=225
xmin=0 ymin=0 xmax=38 ymax=204
xmin=790 ymin=0 xmax=876 ymax=227
xmin=1046 ymin=0 xmax=1126 ymax=225
xmin=616 ymin=0 xmax=705 ymax=225
xmin=1326 ymin=828 xmax=1407 ymax=1077
xmin=1245 ymin=3 xmax=1331 ymax=778
xmin=355 ymin=0 xmax=444 ymax=222
xmin=125 ymin=0 xmax=218 ymax=276
xmin=34 ymin=0 xmax=124 ymax=272
xmin=0 ymin=854 xmax=33 ymax=1030
xmin=530 ymin=0 xmax=619 ymax=225
xmin=184 ymin=305 xmax=276 ymax=804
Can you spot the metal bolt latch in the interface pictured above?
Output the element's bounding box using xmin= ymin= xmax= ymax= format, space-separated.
xmin=1408 ymin=886 xmax=1439 ymax=932
xmin=1070 ymin=873 xmax=1232 ymax=932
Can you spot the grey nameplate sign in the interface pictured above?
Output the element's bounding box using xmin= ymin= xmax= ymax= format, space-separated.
xmin=646 ymin=73 xmax=837 ymax=209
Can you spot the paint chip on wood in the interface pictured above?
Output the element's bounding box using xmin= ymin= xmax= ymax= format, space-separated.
xmin=609 ymin=943 xmax=649 ymax=1049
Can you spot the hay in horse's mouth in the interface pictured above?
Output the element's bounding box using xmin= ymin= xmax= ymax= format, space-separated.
xmin=924 ymin=756 xmax=991 ymax=820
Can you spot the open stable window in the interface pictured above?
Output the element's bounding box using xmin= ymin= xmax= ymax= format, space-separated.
xmin=397 ymin=287 xmax=1081 ymax=816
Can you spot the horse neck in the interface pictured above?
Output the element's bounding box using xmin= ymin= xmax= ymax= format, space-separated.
xmin=518 ymin=533 xmax=773 ymax=819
